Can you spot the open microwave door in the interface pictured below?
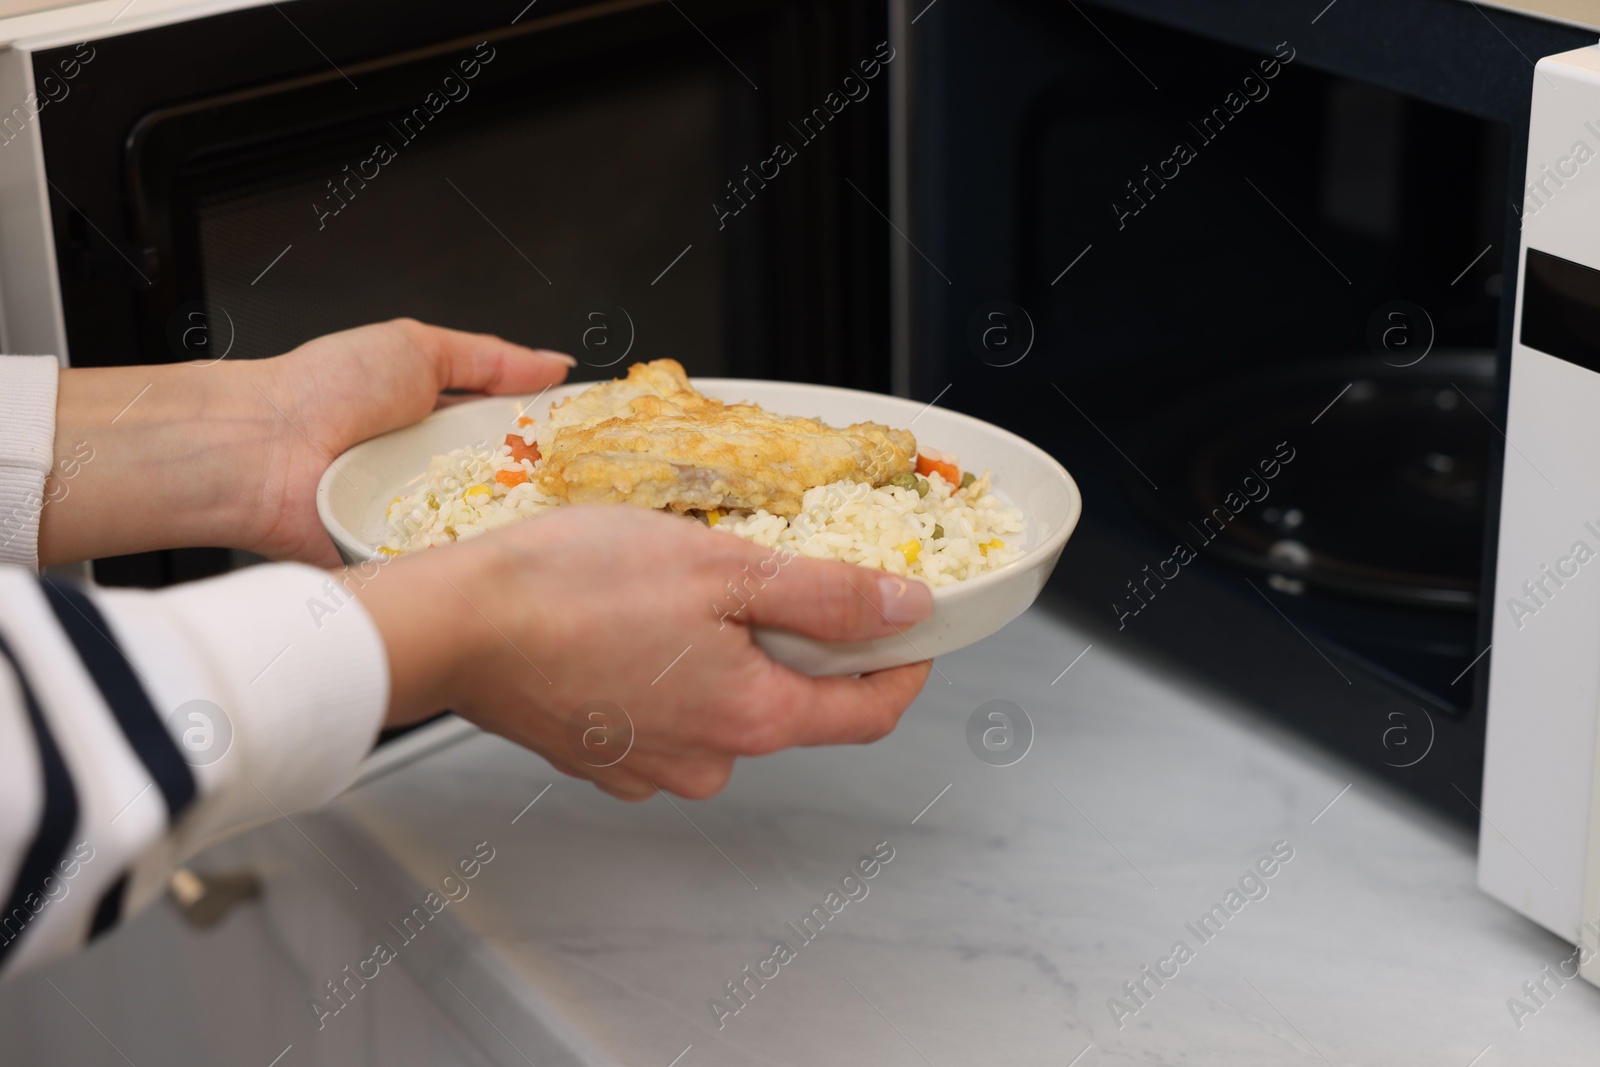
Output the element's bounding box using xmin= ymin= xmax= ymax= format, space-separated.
xmin=23 ymin=0 xmax=899 ymax=587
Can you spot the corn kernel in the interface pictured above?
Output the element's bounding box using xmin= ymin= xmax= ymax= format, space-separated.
xmin=707 ymin=508 xmax=724 ymax=526
xmin=463 ymin=484 xmax=493 ymax=502
xmin=377 ymin=546 xmax=400 ymax=557
xmin=897 ymin=540 xmax=920 ymax=564
xmin=979 ymin=538 xmax=1005 ymax=556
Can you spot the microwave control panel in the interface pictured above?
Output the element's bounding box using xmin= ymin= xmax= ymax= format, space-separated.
xmin=1480 ymin=43 xmax=1600 ymax=973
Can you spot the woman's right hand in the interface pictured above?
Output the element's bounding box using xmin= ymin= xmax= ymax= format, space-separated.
xmin=355 ymin=506 xmax=934 ymax=800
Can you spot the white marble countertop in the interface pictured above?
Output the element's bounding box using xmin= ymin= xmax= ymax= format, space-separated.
xmin=10 ymin=602 xmax=1600 ymax=1066
xmin=289 ymin=602 xmax=1600 ymax=1066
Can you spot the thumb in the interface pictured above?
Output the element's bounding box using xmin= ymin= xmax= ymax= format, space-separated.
xmin=739 ymin=553 xmax=933 ymax=642
xmin=416 ymin=322 xmax=576 ymax=395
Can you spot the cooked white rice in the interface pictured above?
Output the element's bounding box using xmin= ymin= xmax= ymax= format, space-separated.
xmin=716 ymin=470 xmax=1023 ymax=585
xmin=382 ymin=428 xmax=1025 ymax=586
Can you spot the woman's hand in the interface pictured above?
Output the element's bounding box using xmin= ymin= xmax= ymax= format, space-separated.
xmin=238 ymin=319 xmax=573 ymax=564
xmin=39 ymin=319 xmax=572 ymax=567
xmin=356 ymin=506 xmax=935 ymax=801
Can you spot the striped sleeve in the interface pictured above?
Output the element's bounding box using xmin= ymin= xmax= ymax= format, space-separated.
xmin=0 ymin=562 xmax=389 ymax=978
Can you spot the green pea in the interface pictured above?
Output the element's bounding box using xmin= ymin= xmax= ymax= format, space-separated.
xmin=932 ymin=524 xmax=945 ymax=540
xmin=890 ymin=472 xmax=919 ymax=491
xmin=915 ymin=477 xmax=930 ymax=498
xmin=959 ymin=471 xmax=976 ymax=490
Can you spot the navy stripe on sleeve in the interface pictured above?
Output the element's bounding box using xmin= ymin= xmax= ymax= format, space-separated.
xmin=0 ymin=633 xmax=79 ymax=969
xmin=40 ymin=579 xmax=196 ymax=824
xmin=88 ymin=872 xmax=129 ymax=941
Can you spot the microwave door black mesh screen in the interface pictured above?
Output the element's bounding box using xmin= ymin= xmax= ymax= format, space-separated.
xmin=192 ymin=72 xmax=725 ymax=376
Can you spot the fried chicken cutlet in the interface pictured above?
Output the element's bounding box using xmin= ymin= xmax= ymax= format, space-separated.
xmin=534 ymin=359 xmax=916 ymax=516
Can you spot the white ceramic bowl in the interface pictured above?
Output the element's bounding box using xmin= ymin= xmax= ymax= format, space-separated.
xmin=317 ymin=379 xmax=1081 ymax=675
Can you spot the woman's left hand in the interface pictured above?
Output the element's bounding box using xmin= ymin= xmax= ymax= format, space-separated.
xmin=240 ymin=319 xmax=573 ymax=564
xmin=39 ymin=319 xmax=573 ymax=567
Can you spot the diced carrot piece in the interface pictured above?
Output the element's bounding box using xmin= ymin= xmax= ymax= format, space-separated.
xmin=505 ymin=433 xmax=540 ymax=464
xmin=495 ymin=468 xmax=528 ymax=488
xmin=516 ymin=416 xmax=534 ymax=427
xmin=915 ymin=450 xmax=960 ymax=486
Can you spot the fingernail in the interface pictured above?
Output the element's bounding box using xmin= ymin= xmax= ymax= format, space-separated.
xmin=878 ymin=575 xmax=932 ymax=625
xmin=533 ymin=349 xmax=577 ymax=367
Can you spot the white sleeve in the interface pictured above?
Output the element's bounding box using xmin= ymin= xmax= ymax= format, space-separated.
xmin=0 ymin=562 xmax=389 ymax=978
xmin=0 ymin=355 xmax=60 ymax=571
